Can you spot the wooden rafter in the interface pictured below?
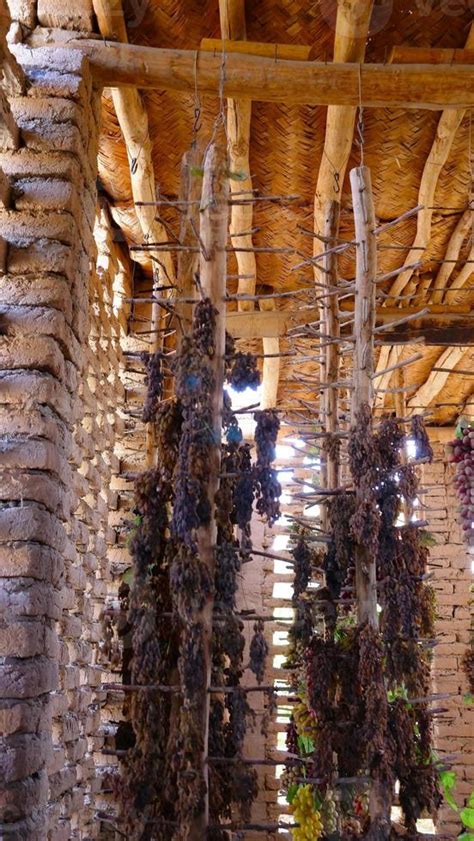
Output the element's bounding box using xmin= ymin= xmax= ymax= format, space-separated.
xmin=92 ymin=0 xmax=175 ymax=292
xmin=44 ymin=39 xmax=474 ymax=109
xmin=375 ymin=23 xmax=474 ymax=403
xmin=388 ymin=22 xmax=473 ymax=301
xmin=430 ymin=207 xmax=472 ymax=304
xmin=219 ymin=0 xmax=280 ymax=409
xmin=93 ymin=0 xmax=176 ymax=466
xmin=444 ymin=241 xmax=474 ymax=304
xmin=407 ymin=347 xmax=470 ymax=412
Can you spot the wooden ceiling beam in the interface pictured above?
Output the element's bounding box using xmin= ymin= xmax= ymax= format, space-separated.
xmin=430 ymin=207 xmax=472 ymax=304
xmin=388 ymin=22 xmax=474 ymax=301
xmin=44 ymin=39 xmax=474 ymax=109
xmin=93 ymin=0 xmax=175 ymax=467
xmin=219 ymin=0 xmax=280 ymax=409
xmin=389 ymin=46 xmax=474 ymax=65
xmin=444 ymin=241 xmax=474 ymax=304
xmin=375 ymin=22 xmax=474 ymax=403
xmin=226 ymin=304 xmax=474 ymax=344
xmin=407 ymin=346 xmax=469 ymax=411
xmin=200 ymin=38 xmax=314 ymax=61
xmin=92 ymin=1 xmax=175 ymax=294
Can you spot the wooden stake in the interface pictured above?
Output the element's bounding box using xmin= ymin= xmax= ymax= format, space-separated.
xmin=350 ymin=164 xmax=391 ymax=841
xmin=322 ymin=201 xmax=341 ymax=495
xmin=189 ymin=143 xmax=229 ymax=841
xmin=350 ymin=166 xmax=377 ymax=422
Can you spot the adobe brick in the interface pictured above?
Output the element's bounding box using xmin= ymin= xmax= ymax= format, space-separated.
xmin=0 ymin=769 xmax=49 ymax=823
xmin=8 ymin=239 xmax=73 ymax=281
xmin=13 ymin=177 xmax=78 ymax=217
xmin=0 ymin=695 xmax=51 ymax=737
xmin=0 ymin=437 xmax=73 ymax=485
xmin=0 ymin=471 xmax=73 ymax=521
xmin=0 ymin=209 xmax=76 ymax=247
xmin=0 ymin=370 xmax=76 ymax=426
xmin=1 ymin=149 xmax=81 ymax=185
xmin=0 ymin=656 xmax=58 ymax=699
xmin=7 ymin=0 xmax=37 ymax=29
xmin=48 ymin=765 xmax=77 ymax=799
xmin=0 ymin=730 xmax=51 ymax=782
xmin=0 ymin=578 xmax=61 ymax=621
xmin=0 ymin=335 xmax=68 ymax=386
xmin=0 ymin=619 xmax=58 ymax=659
xmin=0 ymin=808 xmax=49 ymax=839
xmin=0 ymin=406 xmax=72 ymax=456
xmin=37 ymin=0 xmax=94 ymax=31
xmin=0 ymin=506 xmax=67 ymax=553
xmin=0 ymin=305 xmax=83 ymax=369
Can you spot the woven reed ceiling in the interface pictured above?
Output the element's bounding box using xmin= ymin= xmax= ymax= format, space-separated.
xmin=97 ymin=0 xmax=474 ymax=425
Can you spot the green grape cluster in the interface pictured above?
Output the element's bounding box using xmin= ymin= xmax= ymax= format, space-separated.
xmin=290 ymin=785 xmax=323 ymax=841
xmin=321 ymin=788 xmax=338 ymax=834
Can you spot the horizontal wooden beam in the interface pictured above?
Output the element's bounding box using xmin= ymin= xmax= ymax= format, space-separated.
xmin=200 ymin=38 xmax=315 ymax=61
xmin=389 ymin=46 xmax=474 ymax=65
xmin=226 ymin=309 xmax=299 ymax=338
xmin=227 ymin=304 xmax=474 ymax=345
xmin=45 ymin=40 xmax=474 ymax=109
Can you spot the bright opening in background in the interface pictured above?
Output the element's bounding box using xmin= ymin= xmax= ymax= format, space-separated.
xmin=406 ymin=438 xmax=418 ymax=460
xmin=226 ymin=382 xmax=262 ymax=439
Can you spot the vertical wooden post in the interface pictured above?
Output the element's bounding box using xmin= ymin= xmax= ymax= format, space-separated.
xmin=350 ymin=166 xmax=377 ymax=431
xmin=350 ymin=164 xmax=391 ymax=840
xmin=176 ymin=145 xmax=202 ymax=337
xmin=189 ymin=142 xmax=229 ymax=840
xmin=322 ymin=200 xmax=341 ymax=492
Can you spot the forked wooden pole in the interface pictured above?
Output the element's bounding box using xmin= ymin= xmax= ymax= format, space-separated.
xmin=350 ymin=164 xmax=391 ymax=840
xmin=322 ymin=200 xmax=341 ymax=494
xmin=189 ymin=143 xmax=229 ymax=841
xmin=350 ymin=166 xmax=377 ymax=425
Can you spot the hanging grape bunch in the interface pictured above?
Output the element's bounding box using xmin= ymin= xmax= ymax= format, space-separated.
xmin=447 ymin=419 xmax=474 ymax=543
xmin=228 ymin=351 xmax=261 ymax=392
xmin=253 ymin=408 xmax=281 ymax=525
xmin=249 ymin=619 xmax=269 ymax=684
xmin=411 ymin=414 xmax=433 ymax=464
xmin=141 ymin=350 xmax=163 ymax=422
xmin=289 ymin=785 xmax=323 ymax=841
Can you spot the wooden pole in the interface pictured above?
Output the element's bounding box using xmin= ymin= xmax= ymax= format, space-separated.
xmin=53 ymin=39 xmax=474 ymax=109
xmin=350 ymin=166 xmax=377 ymax=427
xmin=175 ymin=146 xmax=202 ymax=336
xmin=350 ymin=164 xmax=391 ymax=841
xmin=189 ymin=143 xmax=229 ymax=841
xmin=321 ymin=200 xmax=341 ymax=493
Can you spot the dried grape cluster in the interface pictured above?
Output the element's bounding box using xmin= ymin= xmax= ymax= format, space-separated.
xmin=141 ymin=350 xmax=163 ymax=422
xmin=448 ymin=423 xmax=474 ymax=542
xmin=282 ymin=407 xmax=440 ymax=840
xmin=411 ymin=414 xmax=433 ymax=463
xmin=249 ymin=619 xmax=268 ymax=684
xmin=228 ymin=351 xmax=261 ymax=392
xmin=253 ymin=409 xmax=281 ymax=525
xmin=119 ymin=289 xmax=281 ymax=836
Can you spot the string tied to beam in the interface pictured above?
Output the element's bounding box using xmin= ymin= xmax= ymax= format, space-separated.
xmin=192 ymin=49 xmax=202 ymax=141
xmin=356 ymin=62 xmax=365 ymax=167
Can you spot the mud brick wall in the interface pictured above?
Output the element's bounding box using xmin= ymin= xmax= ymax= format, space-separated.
xmin=0 ymin=8 xmax=128 ymax=838
xmin=424 ymin=434 xmax=474 ymax=835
